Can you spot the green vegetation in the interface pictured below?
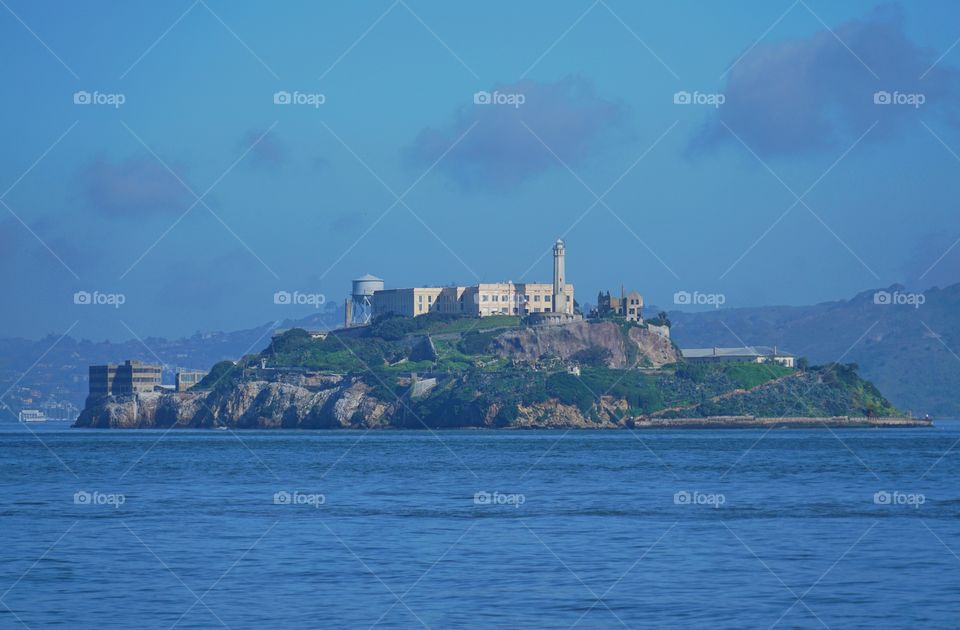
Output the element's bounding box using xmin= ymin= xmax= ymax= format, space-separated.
xmin=194 ymin=360 xmax=243 ymax=393
xmin=222 ymin=315 xmax=897 ymax=425
xmin=645 ymin=312 xmax=671 ymax=328
xmin=370 ymin=312 xmax=519 ymax=339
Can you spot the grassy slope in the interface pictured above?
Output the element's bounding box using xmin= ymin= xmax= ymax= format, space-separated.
xmin=201 ymin=314 xmax=899 ymax=422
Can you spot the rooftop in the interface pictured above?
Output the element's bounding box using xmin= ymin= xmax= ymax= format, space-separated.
xmin=681 ymin=346 xmax=794 ymax=359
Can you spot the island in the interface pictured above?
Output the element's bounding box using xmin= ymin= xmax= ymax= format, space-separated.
xmin=74 ymin=312 xmax=930 ymax=429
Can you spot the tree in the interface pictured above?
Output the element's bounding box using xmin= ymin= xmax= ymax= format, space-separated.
xmin=646 ymin=311 xmax=671 ymax=328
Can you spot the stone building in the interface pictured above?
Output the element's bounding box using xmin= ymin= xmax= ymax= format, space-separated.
xmin=369 ymin=239 xmax=575 ymax=319
xmin=595 ymin=288 xmax=644 ymax=322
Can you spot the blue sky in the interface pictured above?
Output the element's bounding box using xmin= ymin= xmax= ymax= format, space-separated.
xmin=2 ymin=0 xmax=960 ymax=340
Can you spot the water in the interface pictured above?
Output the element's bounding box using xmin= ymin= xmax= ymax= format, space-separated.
xmin=2 ymin=422 xmax=959 ymax=629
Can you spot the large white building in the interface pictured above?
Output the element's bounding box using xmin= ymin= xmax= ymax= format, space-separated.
xmin=367 ymin=239 xmax=575 ymax=319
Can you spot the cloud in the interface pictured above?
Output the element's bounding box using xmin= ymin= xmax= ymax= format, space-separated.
xmin=81 ymin=156 xmax=191 ymax=216
xmin=692 ymin=4 xmax=960 ymax=157
xmin=242 ymin=129 xmax=286 ymax=168
xmin=405 ymin=76 xmax=625 ymax=190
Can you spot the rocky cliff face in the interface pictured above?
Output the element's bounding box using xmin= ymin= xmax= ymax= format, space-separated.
xmin=75 ymin=378 xmax=394 ymax=430
xmin=75 ymin=378 xmax=629 ymax=430
xmin=490 ymin=320 xmax=678 ymax=368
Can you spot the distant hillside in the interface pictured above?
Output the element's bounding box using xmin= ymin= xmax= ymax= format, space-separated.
xmin=668 ymin=283 xmax=960 ymax=417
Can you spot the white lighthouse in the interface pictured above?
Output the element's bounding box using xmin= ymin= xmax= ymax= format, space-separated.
xmin=553 ymin=239 xmax=567 ymax=313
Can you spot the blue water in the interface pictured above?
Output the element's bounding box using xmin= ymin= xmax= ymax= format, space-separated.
xmin=2 ymin=423 xmax=960 ymax=629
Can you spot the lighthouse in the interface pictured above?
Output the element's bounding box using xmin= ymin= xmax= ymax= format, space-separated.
xmin=553 ymin=239 xmax=566 ymax=313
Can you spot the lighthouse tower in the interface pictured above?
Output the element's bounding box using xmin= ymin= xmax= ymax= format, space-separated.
xmin=552 ymin=239 xmax=567 ymax=313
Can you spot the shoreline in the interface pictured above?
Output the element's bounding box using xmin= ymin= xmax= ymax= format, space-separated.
xmin=631 ymin=415 xmax=932 ymax=429
xmin=63 ymin=415 xmax=933 ymax=430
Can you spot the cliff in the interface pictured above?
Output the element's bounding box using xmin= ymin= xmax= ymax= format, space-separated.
xmin=489 ymin=320 xmax=678 ymax=368
xmin=76 ymin=378 xmax=393 ymax=429
xmin=75 ymin=362 xmax=907 ymax=430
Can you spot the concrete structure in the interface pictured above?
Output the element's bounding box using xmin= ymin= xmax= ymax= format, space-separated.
xmin=371 ymin=281 xmax=576 ymax=319
xmin=594 ymin=288 xmax=644 ymax=322
xmin=367 ymin=239 xmax=576 ymax=320
xmin=681 ymin=346 xmax=795 ymax=368
xmin=270 ymin=329 xmax=328 ymax=341
xmin=89 ymin=360 xmax=163 ymax=396
xmin=552 ymin=239 xmax=569 ymax=315
xmin=175 ymin=370 xmax=207 ymax=392
xmin=344 ymin=274 xmax=384 ymax=327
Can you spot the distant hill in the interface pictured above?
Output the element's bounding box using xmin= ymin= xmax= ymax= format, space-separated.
xmin=668 ymin=283 xmax=960 ymax=417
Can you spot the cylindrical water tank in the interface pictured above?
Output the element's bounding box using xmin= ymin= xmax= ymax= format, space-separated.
xmin=352 ymin=274 xmax=384 ymax=298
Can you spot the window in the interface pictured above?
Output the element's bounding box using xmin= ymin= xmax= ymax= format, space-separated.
xmin=534 ymin=295 xmax=540 ymax=302
xmin=482 ymin=295 xmax=488 ymax=302
xmin=418 ymin=295 xmax=423 ymax=303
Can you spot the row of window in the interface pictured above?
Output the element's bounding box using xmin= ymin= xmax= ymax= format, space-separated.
xmin=480 ymin=294 xmax=553 ymax=303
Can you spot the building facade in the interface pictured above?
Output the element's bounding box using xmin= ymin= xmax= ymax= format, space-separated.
xmin=681 ymin=347 xmax=795 ymax=368
xmin=595 ymin=288 xmax=644 ymax=322
xmin=175 ymin=370 xmax=207 ymax=392
xmin=368 ymin=239 xmax=576 ymax=320
xmin=370 ymin=282 xmax=576 ymax=319
xmin=89 ymin=360 xmax=163 ymax=396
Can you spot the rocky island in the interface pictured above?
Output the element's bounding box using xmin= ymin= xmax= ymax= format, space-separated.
xmin=74 ymin=313 xmax=929 ymax=429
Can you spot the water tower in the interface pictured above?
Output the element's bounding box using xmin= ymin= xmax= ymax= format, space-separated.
xmin=345 ymin=273 xmax=384 ymax=327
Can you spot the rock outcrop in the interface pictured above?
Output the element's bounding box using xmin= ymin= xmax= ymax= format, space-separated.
xmin=75 ymin=378 xmax=394 ymax=430
xmin=490 ymin=320 xmax=678 ymax=368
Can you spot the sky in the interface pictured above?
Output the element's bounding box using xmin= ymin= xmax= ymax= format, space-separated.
xmin=2 ymin=0 xmax=960 ymax=341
